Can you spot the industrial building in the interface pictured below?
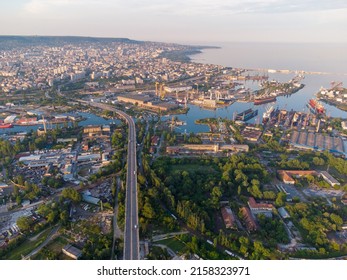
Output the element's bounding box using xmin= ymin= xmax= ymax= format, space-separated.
xmin=319 ymin=171 xmax=340 ymax=187
xmin=278 ymin=207 xmax=290 ymax=219
xmin=117 ymin=94 xmax=178 ymax=112
xmin=240 ymin=207 xmax=258 ymax=232
xmin=83 ymin=125 xmax=103 ymax=134
xmin=241 ymin=126 xmax=262 ymax=142
xmin=277 ymin=170 xmax=317 ymax=185
xmin=82 ymin=193 xmax=100 ymax=205
xmin=77 ymin=153 xmax=101 ymax=162
xmin=62 ymin=244 xmax=82 ymax=260
xmin=248 ymin=197 xmax=274 ymax=218
xmin=278 ymin=170 xmax=340 ymax=187
xmin=342 ymin=121 xmax=347 ymax=130
xmin=221 ymin=206 xmax=236 ymax=229
xmin=166 ymin=144 xmax=249 ymax=155
xmin=289 ymin=131 xmax=345 ymax=156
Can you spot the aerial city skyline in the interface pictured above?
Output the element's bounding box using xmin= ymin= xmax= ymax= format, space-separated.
xmin=1 ymin=0 xmax=347 ymax=43
xmin=1 ymin=0 xmax=347 ymax=266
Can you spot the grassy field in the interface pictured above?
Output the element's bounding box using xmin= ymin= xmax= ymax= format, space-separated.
xmin=45 ymin=236 xmax=68 ymax=254
xmin=155 ymin=236 xmax=188 ymax=254
xmin=6 ymin=228 xmax=52 ymax=260
xmin=170 ymin=164 xmax=216 ymax=174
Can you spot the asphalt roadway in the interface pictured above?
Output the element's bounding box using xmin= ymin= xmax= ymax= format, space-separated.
xmin=81 ymin=101 xmax=139 ymax=260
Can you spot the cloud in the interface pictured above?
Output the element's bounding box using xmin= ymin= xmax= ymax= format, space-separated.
xmin=23 ymin=0 xmax=108 ymax=14
xmin=21 ymin=0 xmax=347 ymax=16
xmin=112 ymin=0 xmax=347 ymax=16
xmin=236 ymin=0 xmax=347 ymax=13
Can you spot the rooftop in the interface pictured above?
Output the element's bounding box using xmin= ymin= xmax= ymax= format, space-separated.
xmin=248 ymin=197 xmax=273 ymax=210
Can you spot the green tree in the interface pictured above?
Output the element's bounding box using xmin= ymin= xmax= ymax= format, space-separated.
xmin=275 ymin=192 xmax=286 ymax=207
xmin=16 ymin=196 xmax=22 ymax=206
xmin=263 ymin=191 xmax=276 ymax=200
xmin=60 ymin=210 xmax=69 ymax=225
xmin=16 ymin=216 xmax=32 ymax=232
xmin=62 ymin=188 xmax=81 ymax=203
xmin=312 ymin=157 xmax=325 ymax=166
xmin=239 ymin=236 xmax=250 ymax=256
xmin=47 ymin=211 xmax=57 ymax=224
xmin=13 ymin=185 xmax=20 ymax=197
xmin=330 ymin=213 xmax=343 ymax=227
xmin=210 ymin=186 xmax=222 ymax=208
xmin=142 ymin=202 xmax=156 ymax=219
xmin=251 ymin=241 xmax=271 ymax=259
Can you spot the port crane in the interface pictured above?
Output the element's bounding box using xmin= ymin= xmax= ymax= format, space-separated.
xmin=155 ymin=82 xmax=160 ymax=97
xmin=195 ymin=83 xmax=199 ymax=95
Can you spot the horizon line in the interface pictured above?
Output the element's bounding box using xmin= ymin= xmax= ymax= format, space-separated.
xmin=0 ymin=34 xmax=347 ymax=45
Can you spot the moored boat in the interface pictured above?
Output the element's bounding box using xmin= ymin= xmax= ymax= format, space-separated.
xmin=262 ymin=105 xmax=275 ymax=124
xmin=235 ymin=108 xmax=258 ymax=121
xmin=0 ymin=123 xmax=14 ymax=129
xmin=307 ymin=99 xmax=325 ymax=115
xmin=254 ymin=95 xmax=277 ymax=105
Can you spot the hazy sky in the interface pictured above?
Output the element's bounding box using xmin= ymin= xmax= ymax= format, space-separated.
xmin=1 ymin=0 xmax=347 ymax=43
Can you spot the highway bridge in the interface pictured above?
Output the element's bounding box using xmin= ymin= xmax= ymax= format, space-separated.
xmin=80 ymin=101 xmax=139 ymax=260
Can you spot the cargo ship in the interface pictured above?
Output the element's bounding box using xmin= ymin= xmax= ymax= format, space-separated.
xmin=235 ymin=108 xmax=258 ymax=121
xmin=254 ymin=95 xmax=277 ymax=105
xmin=307 ymin=99 xmax=325 ymax=115
xmin=0 ymin=123 xmax=14 ymax=129
xmin=262 ymin=105 xmax=275 ymax=124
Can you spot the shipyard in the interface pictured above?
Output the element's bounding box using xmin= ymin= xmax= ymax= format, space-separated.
xmin=317 ymin=82 xmax=347 ymax=112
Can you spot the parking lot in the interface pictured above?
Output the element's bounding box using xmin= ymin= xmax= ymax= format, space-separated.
xmin=277 ymin=184 xmax=307 ymax=202
xmin=303 ymin=186 xmax=345 ymax=199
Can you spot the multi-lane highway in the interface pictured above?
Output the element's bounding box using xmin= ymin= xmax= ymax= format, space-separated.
xmin=123 ymin=112 xmax=139 ymax=260
xmin=80 ymin=101 xmax=139 ymax=260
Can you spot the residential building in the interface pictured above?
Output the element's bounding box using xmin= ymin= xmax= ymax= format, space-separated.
xmin=319 ymin=171 xmax=340 ymax=187
xmin=248 ymin=197 xmax=274 ymax=218
xmin=277 ymin=170 xmax=317 ymax=185
xmin=62 ymin=244 xmax=82 ymax=260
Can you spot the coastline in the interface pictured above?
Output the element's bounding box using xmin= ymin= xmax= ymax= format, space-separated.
xmin=320 ymin=99 xmax=347 ymax=113
xmin=159 ymin=45 xmax=220 ymax=63
xmin=187 ymin=43 xmax=347 ymax=117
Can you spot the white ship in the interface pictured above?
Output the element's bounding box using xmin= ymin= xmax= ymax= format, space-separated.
xmin=262 ymin=105 xmax=274 ymax=124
